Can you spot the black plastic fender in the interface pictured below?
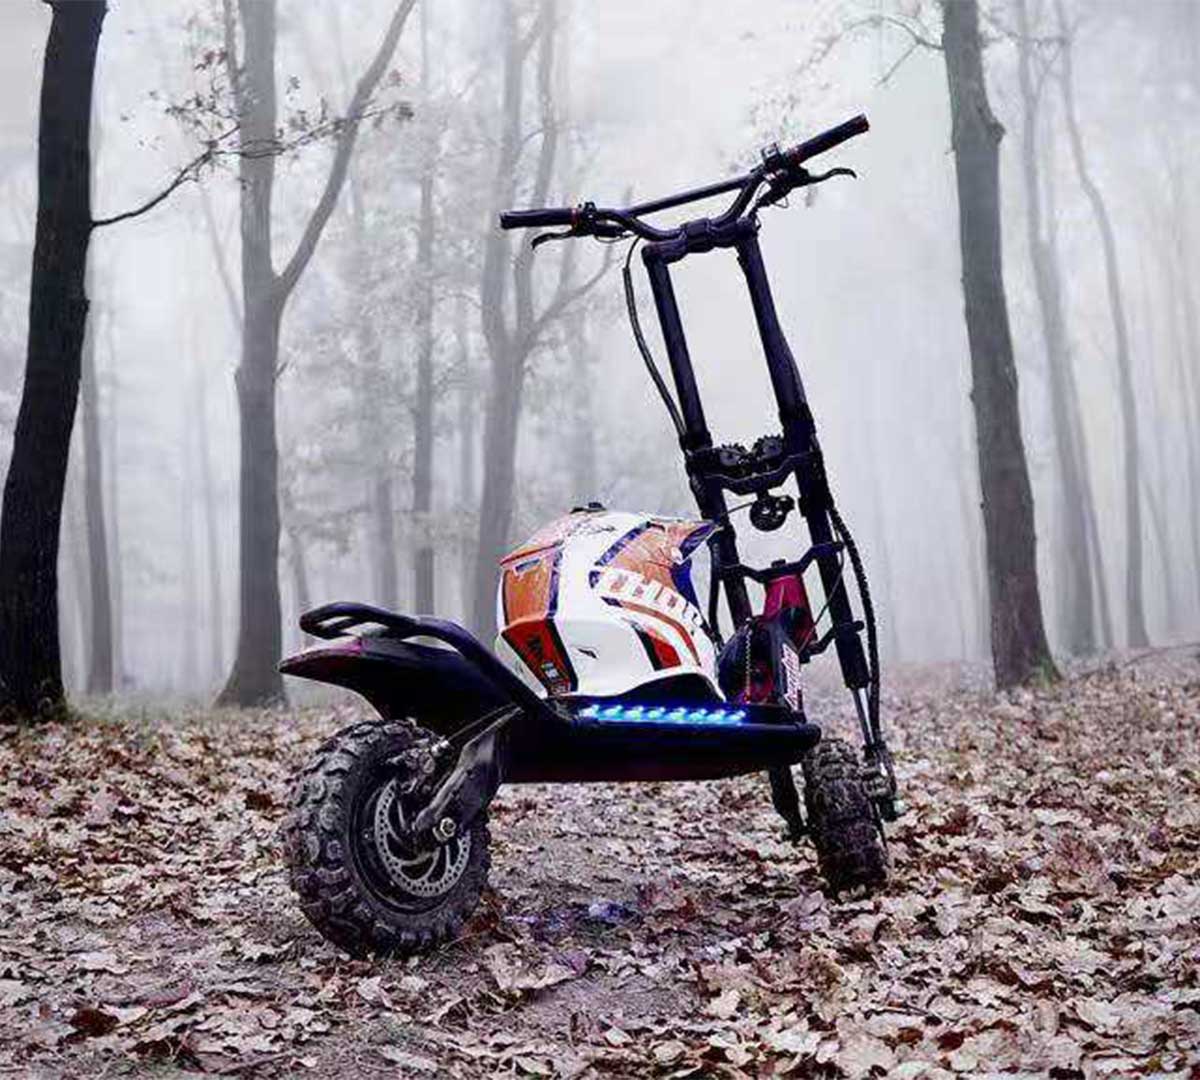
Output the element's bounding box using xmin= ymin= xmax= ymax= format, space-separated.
xmin=279 ymin=633 xmax=509 ymax=737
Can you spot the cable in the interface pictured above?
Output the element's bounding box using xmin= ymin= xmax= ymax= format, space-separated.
xmin=623 ymin=238 xmax=685 ymax=441
xmin=828 ymin=503 xmax=880 ymax=743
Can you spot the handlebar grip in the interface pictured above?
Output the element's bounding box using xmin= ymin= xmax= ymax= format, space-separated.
xmin=499 ymin=207 xmax=576 ymax=230
xmin=790 ymin=114 xmax=869 ymax=164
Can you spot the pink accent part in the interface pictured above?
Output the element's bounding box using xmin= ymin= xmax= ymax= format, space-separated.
xmin=763 ymin=572 xmax=807 ymax=617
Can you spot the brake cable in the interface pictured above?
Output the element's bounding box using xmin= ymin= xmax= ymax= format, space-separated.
xmin=623 ymin=238 xmax=685 ymax=441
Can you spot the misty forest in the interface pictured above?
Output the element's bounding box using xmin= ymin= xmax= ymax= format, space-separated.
xmin=1 ymin=1 xmax=1198 ymax=1077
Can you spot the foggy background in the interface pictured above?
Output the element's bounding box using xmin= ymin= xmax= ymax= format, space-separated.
xmin=0 ymin=0 xmax=1196 ymax=698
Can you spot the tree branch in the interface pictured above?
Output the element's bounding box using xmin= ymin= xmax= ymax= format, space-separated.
xmin=276 ymin=0 xmax=417 ymax=299
xmin=523 ymin=240 xmax=616 ymax=355
xmin=91 ymin=132 xmax=233 ymax=229
xmin=849 ymin=13 xmax=942 ymax=53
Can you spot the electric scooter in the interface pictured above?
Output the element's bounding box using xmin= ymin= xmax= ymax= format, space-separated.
xmin=280 ymin=114 xmax=901 ymax=956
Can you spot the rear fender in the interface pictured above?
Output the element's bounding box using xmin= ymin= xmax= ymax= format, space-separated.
xmin=280 ymin=634 xmax=510 ymax=736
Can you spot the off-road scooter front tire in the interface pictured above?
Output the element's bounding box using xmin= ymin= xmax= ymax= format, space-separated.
xmin=283 ymin=719 xmax=490 ymax=956
xmin=802 ymin=736 xmax=889 ymax=895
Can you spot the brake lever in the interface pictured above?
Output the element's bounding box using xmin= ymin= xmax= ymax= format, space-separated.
xmin=530 ymin=221 xmax=626 ymax=250
xmin=757 ymin=165 xmax=858 ymax=211
xmin=531 ymin=228 xmax=574 ymax=249
xmin=808 ymin=166 xmax=857 ymax=183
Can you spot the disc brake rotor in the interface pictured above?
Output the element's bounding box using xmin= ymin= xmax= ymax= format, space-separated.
xmin=372 ymin=778 xmax=471 ymax=898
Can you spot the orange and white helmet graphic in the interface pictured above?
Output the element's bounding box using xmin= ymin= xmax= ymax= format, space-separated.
xmin=495 ymin=508 xmax=720 ymax=699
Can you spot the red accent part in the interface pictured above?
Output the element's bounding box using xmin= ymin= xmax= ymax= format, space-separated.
xmin=763 ymin=571 xmax=816 ymax=650
xmin=502 ymin=620 xmax=573 ymax=695
xmin=644 ymin=625 xmax=681 ymax=669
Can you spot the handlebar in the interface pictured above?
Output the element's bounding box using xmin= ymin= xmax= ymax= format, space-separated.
xmin=498 ymin=207 xmax=577 ymax=230
xmin=499 ymin=114 xmax=869 ymax=243
xmin=788 ymin=113 xmax=869 ymax=165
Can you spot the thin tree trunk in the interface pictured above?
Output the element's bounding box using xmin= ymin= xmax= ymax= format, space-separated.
xmin=473 ymin=357 xmax=523 ymax=636
xmin=1161 ymin=149 xmax=1200 ymax=611
xmin=0 ymin=0 xmax=106 ymax=721
xmin=80 ymin=281 xmax=113 ymax=692
xmin=411 ymin=0 xmax=437 ymax=614
xmin=456 ymin=296 xmax=476 ymax=616
xmin=102 ymin=314 xmax=124 ymax=681
xmin=222 ymin=293 xmax=285 ymax=705
xmin=565 ymin=308 xmax=597 ymax=504
xmin=218 ymin=0 xmax=415 ymax=705
xmin=326 ymin=9 xmax=398 ymax=612
xmin=194 ymin=353 xmax=224 ymax=685
xmin=1042 ymin=124 xmax=1113 ymax=647
xmin=472 ymin=0 xmax=559 ymax=638
xmin=216 ymin=0 xmax=285 ymax=706
xmin=103 ymin=312 xmax=123 ymax=684
xmin=940 ymin=0 xmax=1057 ymax=688
xmin=953 ymin=436 xmax=989 ymax=660
xmin=280 ymin=478 xmax=311 ymax=650
xmin=179 ymin=347 xmax=201 ymax=693
xmin=1139 ymin=339 xmax=1180 ymax=635
xmin=1014 ymin=0 xmax=1095 ymax=655
xmin=372 ymin=471 xmax=399 ymax=607
xmin=289 ymin=530 xmax=311 ymax=623
xmin=1054 ymin=0 xmax=1148 ymax=647
xmin=65 ymin=462 xmax=91 ymax=692
xmin=345 ymin=174 xmax=399 ymax=611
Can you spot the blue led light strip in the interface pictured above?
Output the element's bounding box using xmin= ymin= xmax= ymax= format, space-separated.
xmin=576 ymin=703 xmax=747 ymax=726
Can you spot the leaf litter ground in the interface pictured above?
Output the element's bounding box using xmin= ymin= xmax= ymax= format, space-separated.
xmin=0 ymin=650 xmax=1197 ymax=1078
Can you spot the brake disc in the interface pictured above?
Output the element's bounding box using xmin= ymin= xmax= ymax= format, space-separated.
xmin=373 ymin=779 xmax=471 ymax=899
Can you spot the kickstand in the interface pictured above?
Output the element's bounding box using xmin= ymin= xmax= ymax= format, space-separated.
xmin=768 ymin=766 xmax=806 ymax=841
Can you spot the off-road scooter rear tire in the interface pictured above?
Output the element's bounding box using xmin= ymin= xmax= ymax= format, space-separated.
xmin=283 ymin=719 xmax=490 ymax=956
xmin=802 ymin=736 xmax=889 ymax=895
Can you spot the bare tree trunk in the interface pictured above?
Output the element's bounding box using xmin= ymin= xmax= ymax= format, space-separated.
xmin=941 ymin=0 xmax=1057 ymax=688
xmin=344 ymin=174 xmax=400 ymax=611
xmin=216 ymin=0 xmax=284 ymax=706
xmin=1054 ymin=0 xmax=1148 ymax=648
xmin=1139 ymin=337 xmax=1180 ymax=635
xmin=280 ymin=477 xmax=311 ymax=647
xmin=372 ymin=471 xmax=399 ymax=607
xmin=411 ymin=4 xmax=437 ymax=614
xmin=952 ymin=436 xmax=989 ymax=659
xmin=193 ymin=354 xmax=224 ymax=684
xmin=473 ymin=354 xmax=522 ymax=635
xmin=472 ymin=0 xmax=526 ymax=637
xmin=472 ymin=0 xmax=566 ymax=637
xmin=1014 ymin=0 xmax=1096 ymax=655
xmin=0 ymin=0 xmax=106 ymax=722
xmin=64 ymin=461 xmax=91 ymax=692
xmin=218 ymin=0 xmax=415 ymax=705
xmin=103 ymin=313 xmax=123 ymax=684
xmin=564 ymin=308 xmax=598 ymax=504
xmin=1161 ymin=148 xmax=1200 ymax=612
xmin=180 ymin=369 xmax=200 ymax=693
xmin=288 ymin=530 xmax=311 ymax=623
xmin=456 ymin=296 xmax=476 ymax=615
xmin=80 ymin=281 xmax=112 ymax=693
xmin=1042 ymin=129 xmax=1113 ymax=647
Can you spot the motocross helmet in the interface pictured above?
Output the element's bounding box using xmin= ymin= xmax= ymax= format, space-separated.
xmin=495 ymin=507 xmax=720 ymax=700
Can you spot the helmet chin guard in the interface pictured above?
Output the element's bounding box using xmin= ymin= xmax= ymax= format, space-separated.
xmin=495 ymin=508 xmax=720 ymax=701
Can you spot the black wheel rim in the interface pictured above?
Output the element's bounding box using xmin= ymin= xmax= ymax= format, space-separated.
xmin=350 ymin=770 xmax=472 ymax=914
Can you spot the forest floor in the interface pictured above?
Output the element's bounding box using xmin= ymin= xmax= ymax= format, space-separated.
xmin=0 ymin=650 xmax=1198 ymax=1079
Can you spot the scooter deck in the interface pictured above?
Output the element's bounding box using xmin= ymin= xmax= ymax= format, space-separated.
xmin=502 ymin=698 xmax=820 ymax=784
xmin=288 ymin=603 xmax=821 ymax=784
